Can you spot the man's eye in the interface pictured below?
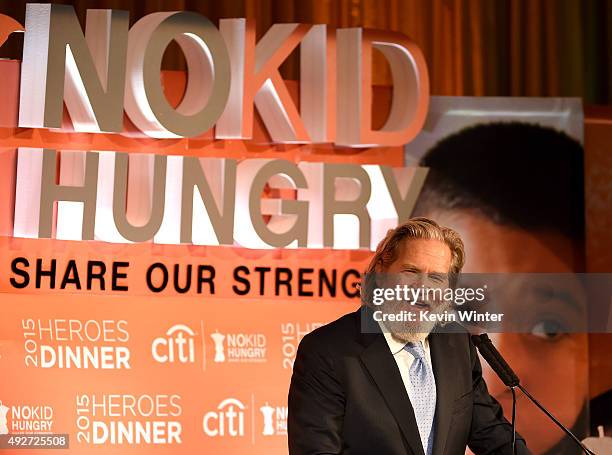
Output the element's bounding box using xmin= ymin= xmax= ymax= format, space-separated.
xmin=530 ymin=320 xmax=567 ymax=340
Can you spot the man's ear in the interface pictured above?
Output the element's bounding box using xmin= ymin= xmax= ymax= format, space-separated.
xmin=372 ymin=264 xmax=382 ymax=286
xmin=373 ymin=263 xmax=385 ymax=286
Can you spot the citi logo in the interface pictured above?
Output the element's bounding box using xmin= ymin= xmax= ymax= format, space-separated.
xmin=152 ymin=324 xmax=196 ymax=364
xmin=202 ymin=398 xmax=246 ymax=437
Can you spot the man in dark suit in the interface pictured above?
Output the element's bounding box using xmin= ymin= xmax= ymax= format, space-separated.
xmin=288 ymin=217 xmax=530 ymax=455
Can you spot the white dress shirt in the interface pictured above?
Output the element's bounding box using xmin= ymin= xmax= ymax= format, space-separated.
xmin=378 ymin=324 xmax=436 ymax=404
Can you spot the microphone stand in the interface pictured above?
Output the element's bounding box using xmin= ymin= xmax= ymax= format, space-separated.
xmin=471 ymin=334 xmax=595 ymax=455
xmin=516 ymin=384 xmax=594 ymax=455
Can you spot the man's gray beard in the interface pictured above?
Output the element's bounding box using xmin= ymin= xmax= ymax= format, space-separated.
xmin=381 ymin=299 xmax=453 ymax=343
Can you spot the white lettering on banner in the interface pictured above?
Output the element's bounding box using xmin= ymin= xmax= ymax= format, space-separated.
xmin=13 ymin=150 xmax=428 ymax=250
xmin=151 ymin=325 xmax=196 ymax=364
xmin=210 ymin=331 xmax=268 ymax=363
xmin=3 ymin=402 xmax=55 ymax=435
xmin=226 ymin=347 xmax=266 ymax=359
xmin=92 ymin=421 xmax=182 ymax=445
xmin=76 ymin=394 xmax=183 ymax=446
xmin=16 ymin=5 xmax=429 ymax=146
xmin=4 ymin=4 xmax=433 ymax=251
xmin=203 ymin=398 xmax=246 ymax=437
xmin=11 ymin=419 xmax=53 ymax=432
xmin=21 ymin=318 xmax=132 ymax=370
xmin=39 ymin=345 xmax=130 ymax=369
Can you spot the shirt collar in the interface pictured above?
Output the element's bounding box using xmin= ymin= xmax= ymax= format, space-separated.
xmin=377 ymin=322 xmax=429 ymax=355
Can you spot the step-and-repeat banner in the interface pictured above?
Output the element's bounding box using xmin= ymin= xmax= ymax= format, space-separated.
xmin=0 ymin=4 xmax=605 ymax=454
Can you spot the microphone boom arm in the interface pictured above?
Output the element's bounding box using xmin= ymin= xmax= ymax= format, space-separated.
xmin=471 ymin=334 xmax=595 ymax=455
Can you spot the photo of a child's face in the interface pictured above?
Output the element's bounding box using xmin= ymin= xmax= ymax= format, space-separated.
xmin=435 ymin=211 xmax=588 ymax=454
xmin=410 ymin=121 xmax=590 ymax=454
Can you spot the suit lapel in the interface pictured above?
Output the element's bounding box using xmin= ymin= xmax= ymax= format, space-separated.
xmin=359 ymin=334 xmax=425 ymax=455
xmin=357 ymin=306 xmax=462 ymax=455
xmin=429 ymin=333 xmax=456 ymax=455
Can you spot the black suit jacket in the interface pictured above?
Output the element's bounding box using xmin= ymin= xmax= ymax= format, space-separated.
xmin=288 ymin=307 xmax=530 ymax=455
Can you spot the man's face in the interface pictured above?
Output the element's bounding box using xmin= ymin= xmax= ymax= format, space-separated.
xmin=386 ymin=238 xmax=452 ymax=276
xmin=378 ymin=238 xmax=452 ymax=342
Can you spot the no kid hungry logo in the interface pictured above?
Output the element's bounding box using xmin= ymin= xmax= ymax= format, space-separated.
xmin=0 ymin=4 xmax=430 ymax=251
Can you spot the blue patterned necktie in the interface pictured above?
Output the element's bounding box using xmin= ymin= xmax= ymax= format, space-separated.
xmin=403 ymin=341 xmax=436 ymax=455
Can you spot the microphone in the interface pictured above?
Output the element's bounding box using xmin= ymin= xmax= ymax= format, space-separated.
xmin=471 ymin=334 xmax=519 ymax=387
xmin=470 ymin=333 xmax=595 ymax=455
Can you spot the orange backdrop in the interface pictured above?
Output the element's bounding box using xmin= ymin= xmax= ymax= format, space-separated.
xmin=0 ymin=58 xmax=398 ymax=453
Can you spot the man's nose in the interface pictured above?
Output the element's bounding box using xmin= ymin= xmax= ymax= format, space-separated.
xmin=413 ymin=273 xmax=426 ymax=288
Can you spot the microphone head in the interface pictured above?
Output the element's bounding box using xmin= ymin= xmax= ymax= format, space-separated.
xmin=471 ymin=333 xmax=520 ymax=388
xmin=470 ymin=334 xmax=485 ymax=347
